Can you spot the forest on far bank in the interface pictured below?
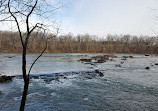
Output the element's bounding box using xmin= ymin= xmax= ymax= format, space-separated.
xmin=0 ymin=31 xmax=158 ymax=54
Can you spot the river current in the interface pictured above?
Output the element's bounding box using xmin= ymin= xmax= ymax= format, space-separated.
xmin=0 ymin=53 xmax=158 ymax=111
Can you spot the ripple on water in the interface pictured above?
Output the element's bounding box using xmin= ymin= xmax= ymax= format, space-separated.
xmin=1 ymin=71 xmax=158 ymax=111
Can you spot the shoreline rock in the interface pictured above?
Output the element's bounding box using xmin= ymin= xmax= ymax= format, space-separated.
xmin=0 ymin=75 xmax=14 ymax=83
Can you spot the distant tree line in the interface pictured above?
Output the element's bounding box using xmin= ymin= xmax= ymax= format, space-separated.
xmin=0 ymin=31 xmax=158 ymax=54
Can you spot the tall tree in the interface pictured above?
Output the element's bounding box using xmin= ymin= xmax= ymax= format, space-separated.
xmin=0 ymin=0 xmax=60 ymax=110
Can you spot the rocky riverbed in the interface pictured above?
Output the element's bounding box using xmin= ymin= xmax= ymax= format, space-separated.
xmin=0 ymin=53 xmax=158 ymax=111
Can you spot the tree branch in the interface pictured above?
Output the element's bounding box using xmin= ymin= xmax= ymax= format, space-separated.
xmin=8 ymin=0 xmax=24 ymax=47
xmin=28 ymin=29 xmax=47 ymax=77
xmin=28 ymin=41 xmax=47 ymax=77
xmin=0 ymin=15 xmax=13 ymax=21
xmin=28 ymin=28 xmax=59 ymax=77
xmin=25 ymin=0 xmax=38 ymax=48
xmin=26 ymin=0 xmax=38 ymax=33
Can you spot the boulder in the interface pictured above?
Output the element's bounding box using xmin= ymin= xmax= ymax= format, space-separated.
xmin=123 ymin=56 xmax=133 ymax=58
xmin=64 ymin=76 xmax=67 ymax=79
xmin=123 ymin=56 xmax=128 ymax=58
xmin=79 ymin=59 xmax=92 ymax=62
xmin=95 ymin=69 xmax=100 ymax=73
xmin=31 ymin=76 xmax=39 ymax=79
xmin=115 ymin=64 xmax=122 ymax=67
xmin=97 ymin=59 xmax=105 ymax=63
xmin=121 ymin=58 xmax=127 ymax=60
xmin=155 ymin=63 xmax=158 ymax=65
xmin=0 ymin=77 xmax=5 ymax=82
xmin=95 ymin=69 xmax=104 ymax=77
xmin=145 ymin=67 xmax=150 ymax=70
xmin=92 ymin=55 xmax=109 ymax=63
xmin=98 ymin=72 xmax=104 ymax=77
xmin=0 ymin=75 xmax=13 ymax=83
xmin=109 ymin=59 xmax=113 ymax=61
xmin=109 ymin=54 xmax=117 ymax=58
xmin=4 ymin=56 xmax=15 ymax=58
xmin=128 ymin=56 xmax=133 ymax=58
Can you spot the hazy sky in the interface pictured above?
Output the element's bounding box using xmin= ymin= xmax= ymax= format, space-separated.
xmin=0 ymin=0 xmax=158 ymax=36
xmin=57 ymin=0 xmax=158 ymax=36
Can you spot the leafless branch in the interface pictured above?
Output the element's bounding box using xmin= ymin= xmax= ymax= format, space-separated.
xmin=28 ymin=29 xmax=47 ymax=77
xmin=26 ymin=0 xmax=38 ymax=33
xmin=28 ymin=28 xmax=59 ymax=77
xmin=8 ymin=0 xmax=24 ymax=47
xmin=0 ymin=15 xmax=13 ymax=21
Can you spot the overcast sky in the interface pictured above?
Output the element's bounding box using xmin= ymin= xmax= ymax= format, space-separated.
xmin=57 ymin=0 xmax=158 ymax=36
xmin=0 ymin=0 xmax=158 ymax=37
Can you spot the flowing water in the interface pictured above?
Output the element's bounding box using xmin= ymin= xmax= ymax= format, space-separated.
xmin=0 ymin=53 xmax=158 ymax=111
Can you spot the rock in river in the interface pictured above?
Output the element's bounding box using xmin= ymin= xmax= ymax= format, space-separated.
xmin=95 ymin=69 xmax=104 ymax=77
xmin=92 ymin=55 xmax=109 ymax=63
xmin=115 ymin=64 xmax=122 ymax=67
xmin=155 ymin=63 xmax=158 ymax=65
xmin=79 ymin=59 xmax=92 ymax=62
xmin=0 ymin=75 xmax=14 ymax=83
xmin=145 ymin=67 xmax=150 ymax=70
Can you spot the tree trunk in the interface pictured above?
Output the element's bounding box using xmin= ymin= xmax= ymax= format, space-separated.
xmin=19 ymin=48 xmax=29 ymax=111
xmin=19 ymin=81 xmax=29 ymax=111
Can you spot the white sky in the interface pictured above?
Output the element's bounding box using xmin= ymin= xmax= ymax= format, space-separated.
xmin=58 ymin=0 xmax=158 ymax=36
xmin=1 ymin=0 xmax=158 ymax=37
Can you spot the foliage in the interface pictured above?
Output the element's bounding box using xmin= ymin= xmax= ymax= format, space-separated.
xmin=0 ymin=32 xmax=158 ymax=54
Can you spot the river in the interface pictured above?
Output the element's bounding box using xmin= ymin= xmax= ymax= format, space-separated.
xmin=0 ymin=53 xmax=158 ymax=111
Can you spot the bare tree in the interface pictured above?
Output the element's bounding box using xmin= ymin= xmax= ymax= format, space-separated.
xmin=0 ymin=0 xmax=61 ymax=111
